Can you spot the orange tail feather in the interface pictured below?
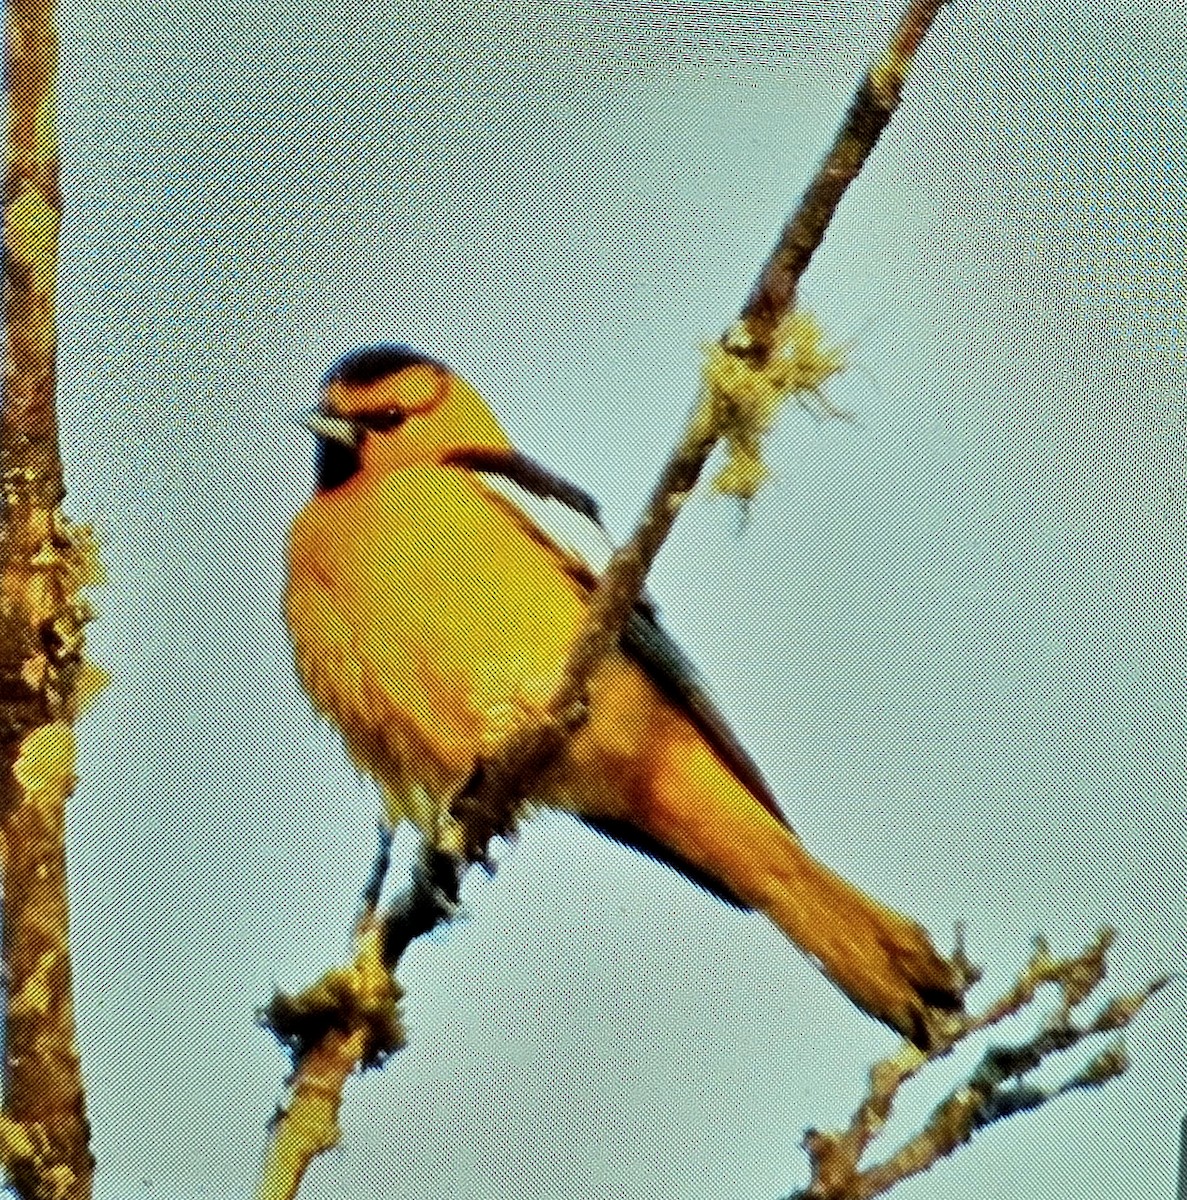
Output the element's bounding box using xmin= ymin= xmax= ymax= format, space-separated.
xmin=635 ymin=739 xmax=962 ymax=1048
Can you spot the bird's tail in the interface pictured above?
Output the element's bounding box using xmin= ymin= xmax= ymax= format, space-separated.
xmin=631 ymin=741 xmax=963 ymax=1049
xmin=752 ymin=828 xmax=962 ymax=1049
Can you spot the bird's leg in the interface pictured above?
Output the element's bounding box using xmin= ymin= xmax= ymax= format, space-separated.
xmin=379 ymin=840 xmax=463 ymax=967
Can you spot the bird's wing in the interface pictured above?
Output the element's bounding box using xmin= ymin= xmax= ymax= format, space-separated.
xmin=443 ymin=447 xmax=791 ymax=835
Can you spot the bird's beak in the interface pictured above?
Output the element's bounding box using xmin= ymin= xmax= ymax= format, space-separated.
xmin=300 ymin=411 xmax=359 ymax=447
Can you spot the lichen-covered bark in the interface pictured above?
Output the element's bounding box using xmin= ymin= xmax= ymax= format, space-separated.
xmin=2 ymin=0 xmax=101 ymax=1194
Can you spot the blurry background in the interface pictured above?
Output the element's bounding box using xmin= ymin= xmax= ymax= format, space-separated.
xmin=48 ymin=0 xmax=1185 ymax=1196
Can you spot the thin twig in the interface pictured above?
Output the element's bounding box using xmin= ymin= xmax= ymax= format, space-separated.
xmin=787 ymin=931 xmax=1167 ymax=1199
xmin=736 ymin=0 xmax=951 ymax=361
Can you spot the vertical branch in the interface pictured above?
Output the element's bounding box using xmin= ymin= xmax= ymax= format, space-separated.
xmin=2 ymin=0 xmax=100 ymax=1194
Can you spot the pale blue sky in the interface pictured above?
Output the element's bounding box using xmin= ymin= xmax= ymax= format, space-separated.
xmin=43 ymin=1 xmax=1186 ymax=1197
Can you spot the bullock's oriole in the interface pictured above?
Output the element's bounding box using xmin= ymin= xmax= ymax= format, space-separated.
xmin=285 ymin=345 xmax=962 ymax=1048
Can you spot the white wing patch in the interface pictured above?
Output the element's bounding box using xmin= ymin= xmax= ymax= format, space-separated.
xmin=476 ymin=471 xmax=616 ymax=577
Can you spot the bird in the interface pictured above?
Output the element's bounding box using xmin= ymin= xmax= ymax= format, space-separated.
xmin=284 ymin=344 xmax=964 ymax=1049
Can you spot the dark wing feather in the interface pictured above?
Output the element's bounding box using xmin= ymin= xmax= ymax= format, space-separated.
xmin=575 ymin=814 xmax=750 ymax=907
xmin=619 ymin=605 xmax=786 ymax=824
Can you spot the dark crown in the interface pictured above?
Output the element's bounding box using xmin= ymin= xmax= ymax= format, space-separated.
xmin=321 ymin=345 xmax=443 ymax=389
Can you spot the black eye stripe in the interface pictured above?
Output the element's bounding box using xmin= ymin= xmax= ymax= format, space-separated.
xmin=355 ymin=408 xmax=407 ymax=432
xmin=315 ymin=437 xmax=361 ymax=492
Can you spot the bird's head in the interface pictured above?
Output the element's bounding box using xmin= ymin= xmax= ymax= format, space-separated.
xmin=307 ymin=345 xmax=512 ymax=490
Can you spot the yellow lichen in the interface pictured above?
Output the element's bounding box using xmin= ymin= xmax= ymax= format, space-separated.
xmin=8 ymin=948 xmax=59 ymax=1017
xmin=869 ymin=47 xmax=910 ymax=106
xmin=4 ymin=184 xmax=60 ymax=294
xmin=74 ymin=661 xmax=109 ymax=713
xmin=701 ymin=311 xmax=847 ymax=501
xmin=12 ymin=722 xmax=76 ymax=804
xmin=67 ymin=521 xmax=105 ymax=589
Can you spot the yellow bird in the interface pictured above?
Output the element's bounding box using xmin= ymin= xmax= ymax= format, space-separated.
xmin=285 ymin=346 xmax=963 ymax=1048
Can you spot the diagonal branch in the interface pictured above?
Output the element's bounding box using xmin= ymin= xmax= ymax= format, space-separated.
xmin=446 ymin=0 xmax=953 ymax=861
xmin=257 ymin=3 xmax=954 ymax=1195
xmin=737 ymin=0 xmax=951 ymax=359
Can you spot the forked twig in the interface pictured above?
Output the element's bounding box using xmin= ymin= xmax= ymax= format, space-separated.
xmin=788 ymin=930 xmax=1167 ymax=1199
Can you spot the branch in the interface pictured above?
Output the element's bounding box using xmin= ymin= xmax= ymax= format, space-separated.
xmin=787 ymin=930 xmax=1168 ymax=1199
xmin=446 ymin=0 xmax=952 ymax=859
xmin=258 ymin=924 xmax=400 ymax=1200
xmin=257 ymin=3 xmax=953 ymax=1194
xmin=257 ymin=839 xmax=454 ymax=1200
xmin=737 ymin=0 xmax=951 ymax=359
xmin=1 ymin=0 xmax=104 ymax=1195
